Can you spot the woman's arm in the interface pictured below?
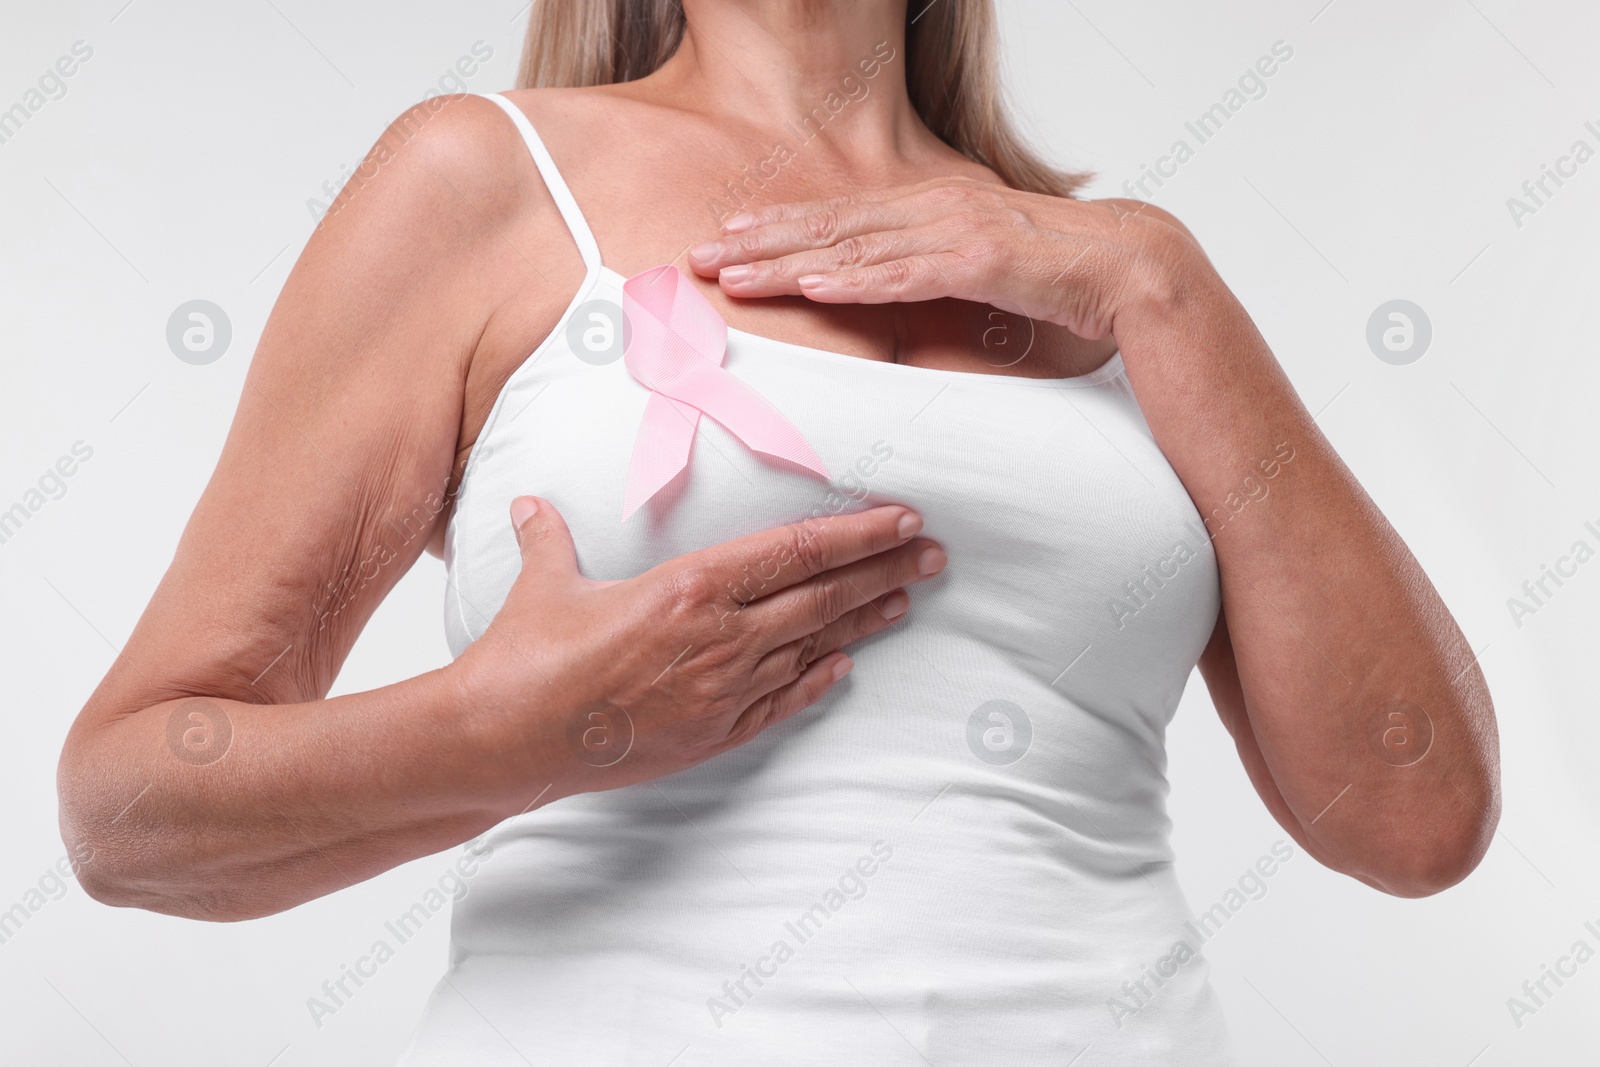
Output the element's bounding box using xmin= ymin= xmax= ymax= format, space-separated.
xmin=57 ymin=95 xmax=512 ymax=920
xmin=685 ymin=185 xmax=1500 ymax=897
xmin=1109 ymin=209 xmax=1498 ymax=897
xmin=58 ymin=95 xmax=941 ymax=922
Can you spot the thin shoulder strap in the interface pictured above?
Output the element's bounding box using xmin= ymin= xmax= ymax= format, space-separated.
xmin=480 ymin=92 xmax=602 ymax=272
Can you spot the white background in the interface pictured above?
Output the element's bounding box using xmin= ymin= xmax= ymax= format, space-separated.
xmin=2 ymin=0 xmax=1596 ymax=1063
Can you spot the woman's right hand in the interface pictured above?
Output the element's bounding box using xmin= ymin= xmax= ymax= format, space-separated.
xmin=455 ymin=498 xmax=946 ymax=811
xmin=55 ymin=97 xmax=947 ymax=920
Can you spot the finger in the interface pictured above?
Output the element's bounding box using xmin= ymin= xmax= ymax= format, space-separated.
xmin=660 ymin=505 xmax=924 ymax=605
xmin=714 ymin=178 xmax=990 ymax=238
xmin=726 ymin=190 xmax=906 ymax=232
xmin=748 ymin=589 xmax=908 ymax=697
xmin=744 ymin=538 xmax=944 ymax=649
xmin=688 ymin=200 xmax=915 ymax=275
xmin=720 ymin=652 xmax=853 ymax=753
xmin=796 ymin=253 xmax=980 ymax=306
xmin=508 ymin=496 xmax=581 ymax=590
xmin=714 ymin=228 xmax=950 ymax=299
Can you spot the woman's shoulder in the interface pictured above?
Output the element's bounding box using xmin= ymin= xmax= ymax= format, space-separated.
xmin=334 ymin=88 xmax=646 ymax=268
xmin=321 ymin=93 xmax=556 ymax=237
xmin=331 ymin=88 xmax=657 ymax=224
xmin=491 ymin=84 xmax=704 ymax=167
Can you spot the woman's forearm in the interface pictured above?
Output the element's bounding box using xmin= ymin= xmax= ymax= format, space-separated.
xmin=58 ymin=662 xmax=525 ymax=922
xmin=1112 ymin=224 xmax=1499 ymax=894
xmin=59 ymin=501 xmax=938 ymax=922
xmin=675 ymin=185 xmax=1501 ymax=893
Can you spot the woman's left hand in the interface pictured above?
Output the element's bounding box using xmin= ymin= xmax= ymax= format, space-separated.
xmin=699 ymin=176 xmax=1501 ymax=900
xmin=685 ymin=180 xmax=1206 ymax=341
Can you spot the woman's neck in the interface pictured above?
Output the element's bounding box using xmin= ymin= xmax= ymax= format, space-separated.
xmin=650 ymin=0 xmax=932 ymax=164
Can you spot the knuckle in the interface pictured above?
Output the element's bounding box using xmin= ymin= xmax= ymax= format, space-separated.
xmin=660 ymin=566 xmax=718 ymax=616
xmin=833 ymin=235 xmax=873 ymax=269
xmin=809 ymin=576 xmax=850 ymax=624
xmin=688 ymin=668 xmax=742 ymax=720
xmin=723 ymin=703 xmax=767 ymax=749
xmin=513 ymin=518 xmax=554 ymax=559
xmin=853 ymin=603 xmax=881 ymax=640
xmin=794 ymin=631 xmax=823 ymax=675
xmin=787 ymin=522 xmax=828 ymax=577
xmin=698 ymin=633 xmax=747 ymax=676
xmin=803 ymin=209 xmax=842 ymax=244
xmin=685 ymin=676 xmax=722 ymax=716
xmin=879 ymin=258 xmax=915 ymax=287
xmin=998 ymin=205 xmax=1032 ymax=230
xmin=707 ymin=689 xmax=744 ymax=723
xmin=882 ymin=549 xmax=911 ymax=592
xmin=752 ymin=257 xmax=788 ymax=281
xmin=747 ymin=717 xmax=776 ymax=746
xmin=732 ymin=233 xmax=767 ymax=261
xmin=833 ymin=609 xmax=864 ymax=649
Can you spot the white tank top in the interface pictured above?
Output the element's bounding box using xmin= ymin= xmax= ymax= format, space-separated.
xmin=399 ymin=93 xmax=1235 ymax=1066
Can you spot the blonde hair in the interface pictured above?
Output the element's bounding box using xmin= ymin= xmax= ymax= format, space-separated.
xmin=516 ymin=0 xmax=1091 ymax=198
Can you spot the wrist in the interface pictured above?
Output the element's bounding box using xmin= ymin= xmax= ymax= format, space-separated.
xmin=443 ymin=646 xmax=578 ymax=819
xmin=1110 ymin=216 xmax=1223 ymax=340
xmin=1121 ymin=213 xmax=1207 ymax=309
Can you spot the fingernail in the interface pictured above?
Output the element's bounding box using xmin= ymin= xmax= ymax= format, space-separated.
xmin=831 ymin=655 xmax=853 ymax=681
xmin=723 ymin=213 xmax=757 ymax=233
xmin=896 ymin=512 xmax=922 ymax=539
xmin=798 ymin=274 xmax=826 ymax=288
xmin=917 ymin=547 xmax=946 ymax=575
xmin=720 ymin=264 xmax=753 ymax=284
xmin=689 ymin=241 xmax=721 ymax=264
xmin=510 ymin=496 xmax=539 ymax=530
xmin=883 ymin=591 xmax=910 ymax=620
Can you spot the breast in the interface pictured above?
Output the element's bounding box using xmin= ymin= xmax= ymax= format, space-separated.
xmin=440 ymin=303 xmax=1224 ymax=980
xmin=445 ymin=314 xmax=1219 ymax=737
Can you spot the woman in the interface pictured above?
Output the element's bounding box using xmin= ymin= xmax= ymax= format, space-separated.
xmin=57 ymin=0 xmax=1500 ymax=1063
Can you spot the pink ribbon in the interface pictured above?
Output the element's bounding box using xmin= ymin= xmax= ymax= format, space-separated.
xmin=620 ymin=265 xmax=829 ymax=520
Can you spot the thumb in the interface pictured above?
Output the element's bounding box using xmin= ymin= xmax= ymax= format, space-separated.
xmin=509 ymin=496 xmax=580 ymax=583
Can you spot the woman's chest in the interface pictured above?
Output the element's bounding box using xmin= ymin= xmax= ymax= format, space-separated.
xmin=445 ymin=326 xmax=1220 ymax=695
xmin=440 ymin=280 xmax=1116 ymax=555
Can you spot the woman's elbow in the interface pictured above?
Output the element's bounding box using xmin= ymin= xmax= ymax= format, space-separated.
xmin=57 ymin=752 xmax=260 ymax=923
xmin=1359 ymin=784 xmax=1501 ymax=898
xmin=63 ymin=825 xmax=265 ymax=922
